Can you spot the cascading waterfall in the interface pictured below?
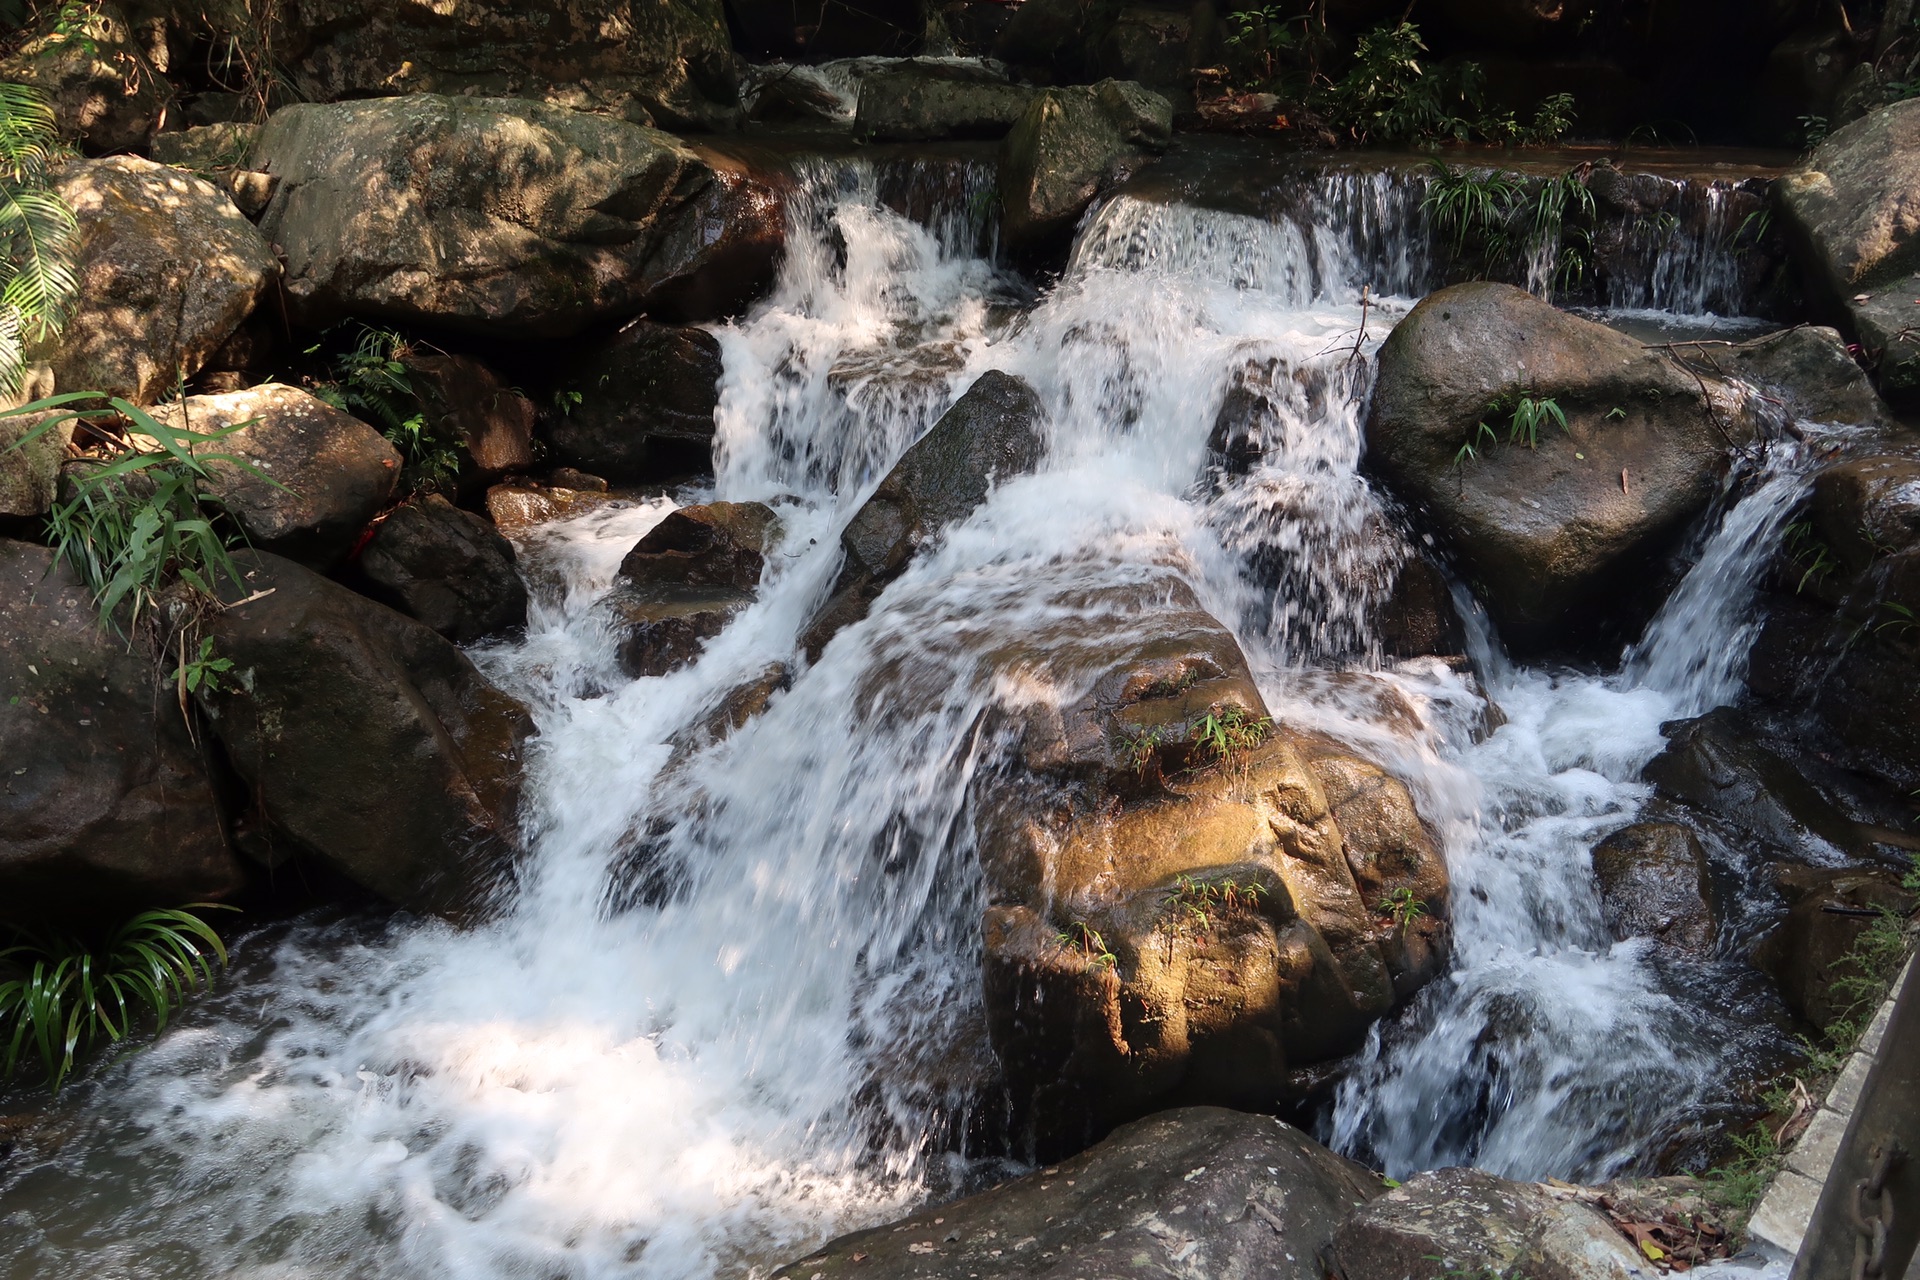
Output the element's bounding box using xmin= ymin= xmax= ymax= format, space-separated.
xmin=0 ymin=155 xmax=1803 ymax=1279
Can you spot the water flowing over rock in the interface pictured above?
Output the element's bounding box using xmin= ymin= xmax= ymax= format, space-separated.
xmin=1779 ymin=99 xmax=1920 ymax=403
xmin=249 ymin=97 xmax=744 ymax=338
xmin=1330 ymin=1166 xmax=1649 ymax=1280
xmin=772 ymin=1108 xmax=1381 ymax=1280
xmin=0 ymin=540 xmax=241 ymax=926
xmin=269 ymin=0 xmax=742 ymax=131
xmin=200 ymin=553 xmax=533 ymax=913
xmin=154 ymin=384 xmax=400 ymax=570
xmin=46 ymin=157 xmax=278 ymax=405
xmin=804 ymin=369 xmax=1045 ymax=656
xmin=357 ymin=495 xmax=528 ymax=644
xmin=1365 ymin=282 xmax=1759 ymax=649
xmin=602 ymin=501 xmax=779 ymax=679
xmin=1589 ymin=822 xmax=1717 ymax=956
xmin=977 ymin=579 xmax=1448 ymax=1153
xmin=999 ymin=80 xmax=1173 ymax=254
xmin=549 ymin=321 xmax=726 ymax=481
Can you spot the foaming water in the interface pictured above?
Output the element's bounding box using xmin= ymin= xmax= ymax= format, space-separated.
xmin=0 ymin=161 xmax=1798 ymax=1276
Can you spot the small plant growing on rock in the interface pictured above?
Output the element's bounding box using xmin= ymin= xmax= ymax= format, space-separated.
xmin=175 ymin=634 xmax=234 ymax=695
xmin=1377 ymin=887 xmax=1427 ymax=929
xmin=1781 ymin=520 xmax=1838 ymax=595
xmin=1189 ymin=706 xmax=1271 ymax=767
xmin=310 ymin=323 xmax=460 ymax=495
xmin=1055 ymin=921 xmax=1116 ymax=972
xmin=1117 ymin=724 xmax=1165 ymax=774
xmin=0 ymin=905 xmax=234 ymax=1092
xmin=1455 ymin=393 xmax=1568 ymax=465
xmin=1164 ymin=875 xmax=1267 ymax=938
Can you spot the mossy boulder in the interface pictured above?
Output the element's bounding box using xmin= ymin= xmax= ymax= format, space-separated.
xmin=0 ymin=1 xmax=169 ymax=154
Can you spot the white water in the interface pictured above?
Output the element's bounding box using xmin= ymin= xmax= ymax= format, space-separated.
xmin=0 ymin=162 xmax=1803 ymax=1277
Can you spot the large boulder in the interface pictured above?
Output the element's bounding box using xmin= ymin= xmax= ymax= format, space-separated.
xmin=600 ymin=501 xmax=779 ymax=678
xmin=1589 ymin=822 xmax=1718 ymax=956
xmin=249 ymin=97 xmax=761 ymax=338
xmin=46 ymin=157 xmax=278 ymax=405
xmin=549 ymin=322 xmax=725 ymax=482
xmin=358 ymin=495 xmax=528 ymax=644
xmin=772 ymin=1108 xmax=1381 ymax=1280
xmin=154 ymin=384 xmax=400 ymax=570
xmin=640 ymin=143 xmax=789 ymax=322
xmin=199 ymin=553 xmax=534 ymax=913
xmin=999 ymin=79 xmax=1172 ymax=254
xmin=803 ymin=369 xmax=1045 ymax=655
xmin=1365 ymin=283 xmax=1759 ymax=650
xmin=1330 ymin=1166 xmax=1649 ymax=1280
xmin=0 ymin=540 xmax=241 ymax=926
xmin=269 ymin=0 xmax=741 ymax=132
xmin=853 ymin=61 xmax=1038 ymax=141
xmin=1778 ymin=100 xmax=1920 ymax=403
xmin=1756 ymin=865 xmax=1915 ymax=1030
xmin=0 ymin=2 xmax=170 ymax=154
xmin=977 ymin=578 xmax=1449 ymax=1154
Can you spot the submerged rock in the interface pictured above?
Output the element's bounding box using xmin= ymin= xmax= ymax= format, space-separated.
xmin=772 ymin=1107 xmax=1380 ymax=1280
xmin=1366 ymin=282 xmax=1759 ymax=651
xmin=1589 ymin=822 xmax=1718 ymax=955
xmin=358 ymin=495 xmax=528 ymax=644
xmin=47 ymin=157 xmax=279 ymax=404
xmin=976 ymin=579 xmax=1449 ymax=1153
xmin=803 ymin=369 xmax=1045 ymax=656
xmin=549 ymin=322 xmax=726 ymax=482
xmin=0 ymin=540 xmax=241 ymax=927
xmin=1330 ymin=1166 xmax=1648 ymax=1280
xmin=201 ymin=553 xmax=533 ymax=914
xmin=998 ymin=79 xmax=1172 ymax=254
xmin=154 ymin=384 xmax=400 ymax=570
xmin=250 ymin=96 xmax=744 ymax=337
xmin=602 ymin=501 xmax=780 ymax=679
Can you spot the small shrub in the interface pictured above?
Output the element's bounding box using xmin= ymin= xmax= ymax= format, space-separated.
xmin=1189 ymin=705 xmax=1271 ymax=766
xmin=1377 ymin=886 xmax=1427 ymax=929
xmin=309 ymin=323 xmax=460 ymax=495
xmin=0 ymin=905 xmax=235 ymax=1092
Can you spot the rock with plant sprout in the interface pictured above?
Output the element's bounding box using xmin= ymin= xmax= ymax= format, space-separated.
xmin=973 ymin=576 xmax=1450 ymax=1154
xmin=43 ymin=157 xmax=278 ymax=405
xmin=1756 ymin=864 xmax=1916 ymax=1031
xmin=0 ymin=539 xmax=242 ymax=929
xmin=151 ymin=384 xmax=401 ymax=570
xmin=357 ymin=494 xmax=528 ymax=644
xmin=547 ymin=322 xmax=726 ymax=484
xmin=1365 ymin=282 xmax=1762 ymax=651
xmin=197 ymin=552 xmax=533 ymax=914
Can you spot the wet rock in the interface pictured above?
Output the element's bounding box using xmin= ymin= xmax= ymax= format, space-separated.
xmin=803 ymin=369 xmax=1044 ymax=656
xmin=270 ymin=0 xmax=741 ymax=132
xmin=1330 ymin=1166 xmax=1649 ymax=1280
xmin=358 ymin=495 xmax=528 ymax=643
xmin=0 ymin=2 xmax=169 ymax=154
xmin=407 ymin=354 xmax=536 ymax=486
xmin=0 ymin=409 xmax=72 ymax=521
xmin=1778 ymin=100 xmax=1920 ymax=404
xmin=853 ymin=60 xmax=1037 ymax=141
xmin=1590 ymin=822 xmax=1718 ymax=955
xmin=640 ymin=144 xmax=789 ymax=323
xmin=485 ymin=481 xmax=613 ymax=535
xmin=153 ymin=384 xmax=400 ymax=570
xmin=1365 ymin=282 xmax=1759 ymax=651
xmin=1728 ymin=325 xmax=1892 ymax=429
xmin=602 ymin=501 xmax=780 ymax=679
xmin=1756 ymin=865 xmax=1915 ymax=1029
xmin=771 ymin=1107 xmax=1380 ymax=1280
xmin=1374 ymin=551 xmax=1467 ymax=660
xmin=549 ymin=322 xmax=725 ymax=482
xmin=250 ymin=96 xmax=744 ymax=338
xmin=46 ymin=157 xmax=278 ymax=405
xmin=0 ymin=540 xmax=241 ymax=927
xmin=998 ymin=79 xmax=1173 ymax=255
xmin=977 ymin=578 xmax=1450 ymax=1153
xmin=200 ymin=552 xmax=533 ymax=914
xmin=1809 ymin=453 xmax=1920 ymax=575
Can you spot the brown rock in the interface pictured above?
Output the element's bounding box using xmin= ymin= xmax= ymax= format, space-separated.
xmin=358 ymin=495 xmax=528 ymax=643
xmin=407 ymin=354 xmax=536 ymax=483
xmin=1590 ymin=822 xmax=1718 ymax=955
xmin=1756 ymin=865 xmax=1915 ymax=1030
xmin=602 ymin=501 xmax=781 ymax=679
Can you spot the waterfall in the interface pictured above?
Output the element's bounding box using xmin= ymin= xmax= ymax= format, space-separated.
xmin=0 ymin=158 xmax=1795 ymax=1278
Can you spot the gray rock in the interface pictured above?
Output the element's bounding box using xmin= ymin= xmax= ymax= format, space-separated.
xmin=45 ymin=157 xmax=278 ymax=404
xmin=1728 ymin=325 xmax=1893 ymax=428
xmin=1590 ymin=822 xmax=1717 ymax=955
xmin=358 ymin=495 xmax=528 ymax=643
xmin=0 ymin=2 xmax=169 ymax=154
xmin=549 ymin=322 xmax=725 ymax=482
xmin=200 ymin=552 xmax=533 ymax=914
xmin=0 ymin=540 xmax=241 ymax=927
xmin=1331 ymin=1166 xmax=1649 ymax=1280
xmin=803 ymin=369 xmax=1044 ymax=655
xmin=1365 ymin=282 xmax=1759 ymax=649
xmin=772 ymin=1107 xmax=1382 ymax=1280
xmin=154 ymin=384 xmax=401 ymax=570
xmin=999 ymin=79 xmax=1172 ymax=253
xmin=151 ymin=122 xmax=261 ymax=172
xmin=249 ymin=96 xmax=749 ymax=337
xmin=854 ymin=60 xmax=1037 ymax=141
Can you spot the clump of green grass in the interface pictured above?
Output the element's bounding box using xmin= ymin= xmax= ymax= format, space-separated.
xmin=1455 ymin=393 xmax=1568 ymax=466
xmin=1055 ymin=920 xmax=1117 ymax=972
xmin=1377 ymin=887 xmax=1428 ymax=929
xmin=1164 ymin=874 xmax=1268 ymax=936
xmin=0 ymin=906 xmax=235 ymax=1092
xmin=1189 ymin=706 xmax=1271 ymax=767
